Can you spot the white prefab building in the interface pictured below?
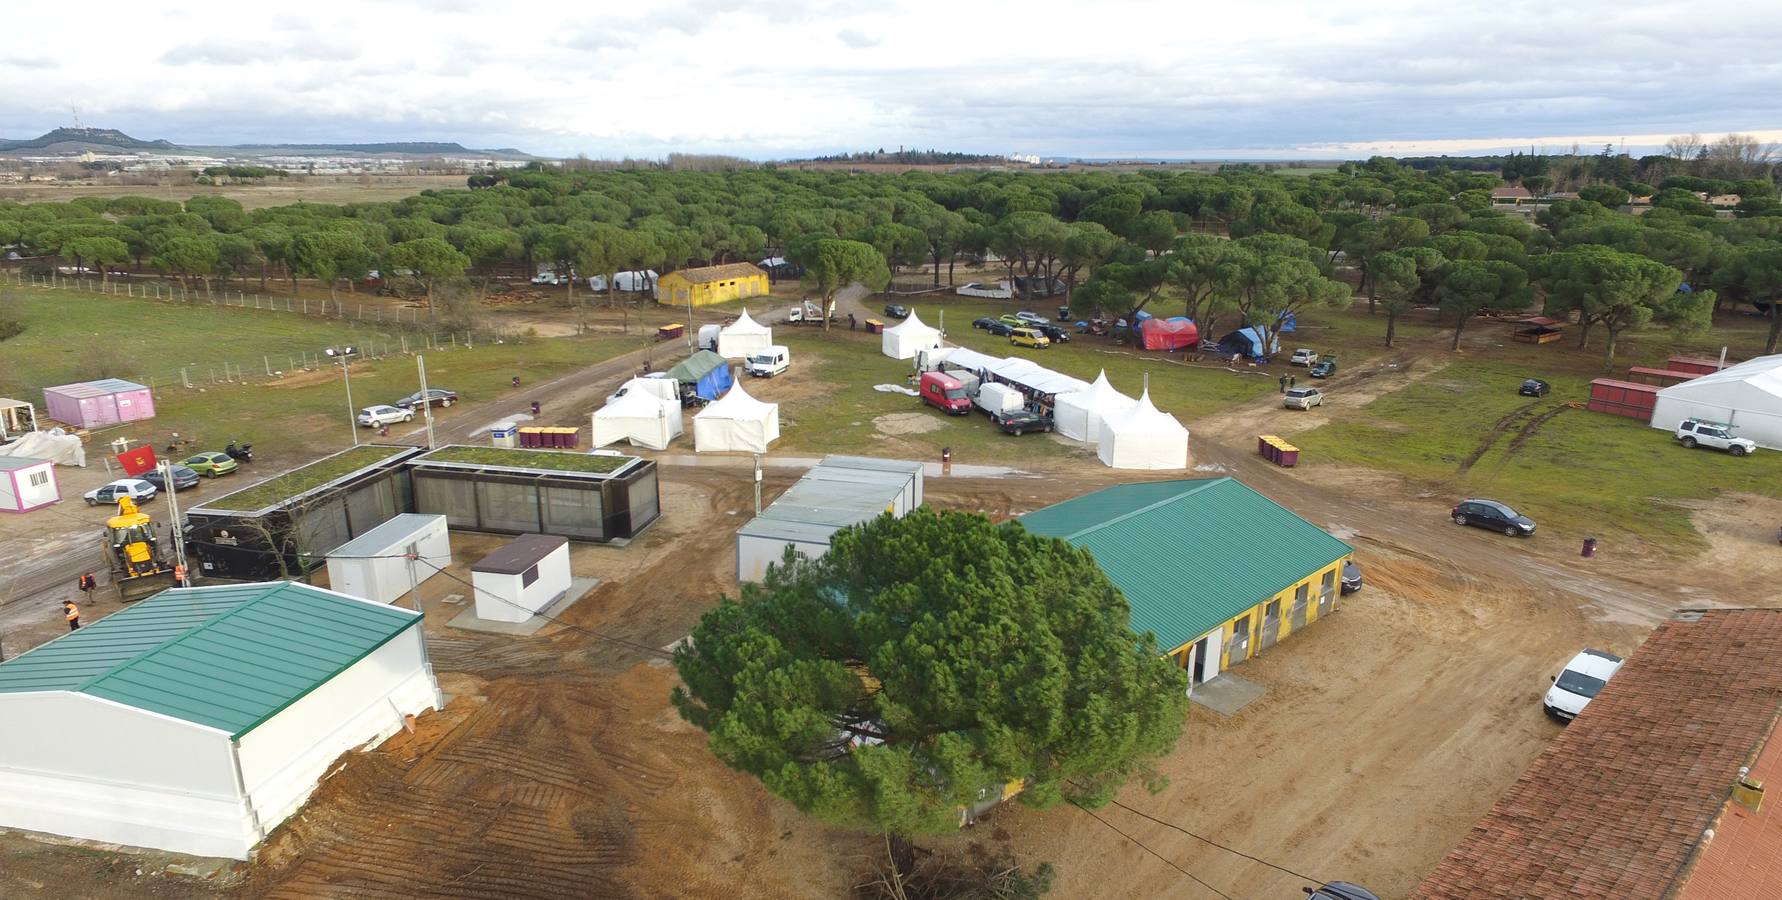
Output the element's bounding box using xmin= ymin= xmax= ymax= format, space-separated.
xmin=0 ymin=456 xmax=58 ymax=512
xmin=882 ymin=309 xmax=943 ymax=360
xmin=1055 ymin=370 xmax=1137 ymax=443
xmin=693 ymin=383 xmax=781 ymax=453
xmin=717 ymin=309 xmax=773 ymax=359
xmin=735 ymin=456 xmax=924 ymax=582
xmin=0 ymin=582 xmax=441 ymax=859
xmin=1097 ymin=389 xmax=1190 ymax=470
xmin=324 ymin=513 xmax=451 ymax=605
xmin=1650 ymin=353 xmax=1782 ymax=450
xmin=471 ymin=533 xmax=572 ymax=623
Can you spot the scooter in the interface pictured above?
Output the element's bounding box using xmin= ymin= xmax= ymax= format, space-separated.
xmin=224 ymin=441 xmax=253 ymax=463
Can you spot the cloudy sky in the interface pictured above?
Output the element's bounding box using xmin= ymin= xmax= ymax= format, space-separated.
xmin=3 ymin=0 xmax=1780 ymax=159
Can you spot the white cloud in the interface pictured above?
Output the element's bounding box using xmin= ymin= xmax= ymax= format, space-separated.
xmin=0 ymin=0 xmax=1778 ymax=158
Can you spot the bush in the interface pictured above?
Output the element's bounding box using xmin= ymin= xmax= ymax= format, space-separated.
xmin=855 ymin=842 xmax=1053 ymax=900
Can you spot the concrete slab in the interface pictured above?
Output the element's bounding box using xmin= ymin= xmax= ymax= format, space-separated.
xmin=1191 ymin=673 xmax=1265 ymax=717
xmin=444 ymin=575 xmax=600 ymax=636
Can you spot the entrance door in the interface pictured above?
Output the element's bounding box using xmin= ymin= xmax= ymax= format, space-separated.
xmin=1290 ymin=584 xmax=1309 ymax=631
xmin=1228 ymin=615 xmax=1250 ymax=664
xmin=1191 ymin=637 xmax=1210 ymax=684
xmin=1259 ymin=601 xmax=1281 ymax=652
xmin=1320 ymin=569 xmax=1337 ymax=615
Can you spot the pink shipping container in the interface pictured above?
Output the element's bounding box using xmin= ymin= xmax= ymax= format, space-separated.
xmin=42 ymin=379 xmax=156 ymax=429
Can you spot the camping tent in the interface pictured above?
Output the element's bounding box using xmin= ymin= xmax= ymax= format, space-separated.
xmin=592 ymin=391 xmax=683 ymax=451
xmin=1056 ymin=370 xmax=1137 ymax=443
xmin=667 ymin=351 xmax=734 ymax=401
xmin=693 ymin=383 xmax=781 ymax=453
xmin=1097 ymin=389 xmax=1189 ymax=469
xmin=1215 ymin=327 xmax=1279 ymax=360
xmin=717 ymin=309 xmax=773 ymax=359
xmin=1140 ymin=318 xmax=1200 ymax=351
xmin=882 ymin=309 xmax=943 ymax=360
xmin=1649 ymin=353 xmax=1782 ymax=449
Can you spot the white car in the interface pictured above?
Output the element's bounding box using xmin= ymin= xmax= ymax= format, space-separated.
xmin=1014 ymin=311 xmax=1050 ymax=325
xmin=357 ymin=405 xmax=414 ymax=427
xmin=1543 ymin=649 xmax=1624 ymax=721
xmin=1283 ymin=387 xmax=1324 ymax=409
xmin=1290 ymin=348 xmax=1318 ymax=366
xmin=85 ymin=478 xmax=158 ymax=506
xmin=1675 ymin=419 xmax=1756 ymax=456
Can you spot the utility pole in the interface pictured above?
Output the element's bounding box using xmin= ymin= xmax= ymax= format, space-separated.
xmin=161 ymin=461 xmax=190 ymax=586
xmin=417 ymin=355 xmax=437 ymax=449
xmin=405 ymin=542 xmax=422 ymax=611
xmin=328 ymin=347 xmax=359 ymax=445
xmin=753 ymin=455 xmax=763 ymax=514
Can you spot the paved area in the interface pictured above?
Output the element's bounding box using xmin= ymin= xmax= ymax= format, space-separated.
xmin=445 ymin=575 xmax=600 ymax=636
xmin=1189 ymin=672 xmax=1266 ymax=716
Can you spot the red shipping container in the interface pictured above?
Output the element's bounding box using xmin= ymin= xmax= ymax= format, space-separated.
xmin=1586 ymin=378 xmax=1658 ymax=420
xmin=1666 ymin=355 xmax=1725 ymax=376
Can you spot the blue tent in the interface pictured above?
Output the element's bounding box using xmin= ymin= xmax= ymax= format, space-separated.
xmin=667 ymin=350 xmax=734 ymax=401
xmin=1215 ymin=327 xmax=1279 ymax=359
xmin=1277 ymin=311 xmax=1297 ymax=333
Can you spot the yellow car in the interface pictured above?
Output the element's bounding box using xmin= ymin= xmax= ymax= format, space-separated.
xmin=1009 ymin=327 xmax=1051 ymax=349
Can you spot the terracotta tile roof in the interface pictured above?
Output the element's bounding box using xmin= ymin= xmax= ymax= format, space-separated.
xmin=1680 ymin=715 xmax=1782 ymax=900
xmin=1412 ymin=609 xmax=1782 ymax=900
xmin=665 ymin=262 xmax=767 ymax=284
xmin=1492 ymin=186 xmax=1533 ymax=199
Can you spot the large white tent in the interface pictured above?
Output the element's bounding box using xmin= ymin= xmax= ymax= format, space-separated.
xmin=0 ymin=582 xmax=441 ymax=859
xmin=1056 ymin=370 xmax=1138 ymax=443
xmin=592 ymin=390 xmax=683 ymax=451
xmin=882 ymin=309 xmax=944 ymax=360
xmin=693 ymin=382 xmax=781 ymax=453
xmin=717 ymin=309 xmax=773 ymax=359
xmin=1097 ymin=389 xmax=1189 ymax=469
xmin=1650 ymin=353 xmax=1782 ymax=449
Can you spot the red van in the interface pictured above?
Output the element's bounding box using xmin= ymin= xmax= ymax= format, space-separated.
xmin=919 ymin=371 xmax=972 ymax=415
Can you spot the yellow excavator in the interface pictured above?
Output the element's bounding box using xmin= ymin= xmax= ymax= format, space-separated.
xmin=104 ymin=496 xmax=176 ymax=601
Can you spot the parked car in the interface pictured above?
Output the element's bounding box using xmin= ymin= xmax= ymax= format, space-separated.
xmin=1451 ymin=498 xmax=1536 ymax=536
xmin=1036 ymin=323 xmax=1072 ymax=343
xmin=1310 ymin=355 xmax=1338 ymax=378
xmin=1283 ymin=387 xmax=1324 ymax=410
xmin=1340 ymin=560 xmax=1363 ymax=594
xmin=1675 ymin=418 xmax=1756 ymax=456
xmin=1014 ymin=311 xmax=1050 ymax=325
xmin=357 ymin=405 xmax=414 ymax=427
xmin=973 ymin=317 xmax=1014 ymax=336
xmin=141 ymin=465 xmax=201 ymax=492
xmin=84 ymin=478 xmax=157 ymax=506
xmin=1304 ymin=882 xmax=1381 ymax=900
xmin=745 ymin=345 xmax=791 ymax=378
xmin=1543 ymin=649 xmax=1624 ymax=721
xmin=1290 ymin=348 xmax=1319 ymax=366
xmin=183 ymin=452 xmax=239 ymax=477
xmin=991 ymin=408 xmax=1054 ymax=435
xmin=918 ymin=371 xmax=972 ymax=415
xmin=1009 ymin=327 xmax=1051 ymax=349
xmin=1519 ymin=378 xmax=1551 ymax=397
xmin=395 ymin=388 xmax=459 ymax=410
xmin=997 ymin=314 xmax=1027 ymax=327
xmin=882 ymin=304 xmax=909 ymax=319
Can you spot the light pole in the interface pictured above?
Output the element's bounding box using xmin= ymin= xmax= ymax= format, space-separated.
xmin=160 ymin=461 xmax=190 ymax=587
xmin=416 ymin=355 xmax=436 ymax=449
xmin=326 ymin=346 xmax=359 ymax=446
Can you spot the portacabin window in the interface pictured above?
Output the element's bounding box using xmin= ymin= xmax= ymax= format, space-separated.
xmin=521 ymin=564 xmax=539 ymax=588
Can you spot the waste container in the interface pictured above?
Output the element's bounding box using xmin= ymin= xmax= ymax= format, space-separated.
xmin=490 ymin=423 xmax=518 ymax=448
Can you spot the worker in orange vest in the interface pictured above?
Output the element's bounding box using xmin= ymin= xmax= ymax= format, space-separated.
xmin=62 ymin=600 xmax=80 ymax=631
xmin=174 ymin=563 xmax=188 ymax=587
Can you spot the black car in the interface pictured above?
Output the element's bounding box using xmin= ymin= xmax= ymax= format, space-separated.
xmin=1340 ymin=560 xmax=1363 ymax=594
xmin=1037 ymin=323 xmax=1072 ymax=343
xmin=1305 ymin=883 xmax=1381 ymax=900
xmin=973 ymin=316 xmax=1014 ymax=336
xmin=1519 ymin=378 xmax=1551 ymax=397
xmin=1451 ymin=498 xmax=1536 ymax=536
xmin=395 ymin=388 xmax=459 ymax=409
xmin=141 ymin=465 xmax=202 ymax=492
xmin=882 ymin=304 xmax=909 ymax=319
xmin=990 ymin=408 xmax=1054 ymax=436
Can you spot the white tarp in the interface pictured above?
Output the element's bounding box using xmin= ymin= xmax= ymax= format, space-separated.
xmin=693 ymin=382 xmax=781 ymax=453
xmin=0 ymin=430 xmax=85 ymax=467
xmin=718 ymin=309 xmax=774 ymax=359
xmin=1056 ymin=370 xmax=1137 ymax=443
xmin=882 ymin=309 xmax=943 ymax=360
xmin=592 ymin=392 xmax=682 ymax=451
xmin=1097 ymin=389 xmax=1189 ymax=470
xmin=1650 ymin=353 xmax=1782 ymax=450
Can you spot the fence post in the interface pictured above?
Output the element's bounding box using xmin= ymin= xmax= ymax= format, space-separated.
xmin=264 ymin=355 xmax=272 ymax=376
xmin=400 ymin=335 xmax=407 ymax=354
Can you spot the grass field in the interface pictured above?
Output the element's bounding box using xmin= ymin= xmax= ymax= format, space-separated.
xmin=0 ymin=175 xmax=470 ymax=210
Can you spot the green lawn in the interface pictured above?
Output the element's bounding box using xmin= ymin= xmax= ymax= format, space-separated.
xmin=207 ymin=445 xmax=415 ymax=510
xmin=417 ymin=445 xmax=636 ymax=473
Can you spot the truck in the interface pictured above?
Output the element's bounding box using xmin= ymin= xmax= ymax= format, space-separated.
xmin=918 ymin=371 xmax=972 ymax=415
xmin=786 ymin=300 xmax=836 ymax=326
xmin=745 ymin=345 xmax=791 ymax=378
xmin=974 ymin=383 xmax=1024 ymax=417
xmin=697 ymin=324 xmax=722 ymax=352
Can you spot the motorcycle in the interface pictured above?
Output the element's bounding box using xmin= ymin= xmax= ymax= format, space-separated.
xmin=224 ymin=441 xmax=254 ymax=463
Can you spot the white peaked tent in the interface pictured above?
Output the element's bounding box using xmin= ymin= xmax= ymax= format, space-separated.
xmin=1097 ymin=389 xmax=1189 ymax=469
xmin=882 ymin=309 xmax=944 ymax=360
xmin=1650 ymin=353 xmax=1782 ymax=450
xmin=1056 ymin=370 xmax=1138 ymax=443
xmin=717 ymin=309 xmax=773 ymax=359
xmin=694 ymin=382 xmax=781 ymax=453
xmin=618 ymin=375 xmax=681 ymax=404
xmin=592 ymin=391 xmax=682 ymax=451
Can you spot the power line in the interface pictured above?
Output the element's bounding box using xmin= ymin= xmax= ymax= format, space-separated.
xmin=1097 ymin=794 xmax=1325 ymax=887
xmin=1068 ymin=799 xmax=1235 ymax=900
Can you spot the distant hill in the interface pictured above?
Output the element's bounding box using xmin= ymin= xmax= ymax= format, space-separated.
xmin=0 ymin=127 xmax=534 ymax=159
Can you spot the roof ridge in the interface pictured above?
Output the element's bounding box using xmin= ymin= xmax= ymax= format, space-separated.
xmin=70 ymin=587 xmax=253 ymax=692
xmin=1059 ymin=477 xmax=1227 ymax=541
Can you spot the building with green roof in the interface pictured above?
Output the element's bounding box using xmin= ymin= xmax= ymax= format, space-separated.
xmin=0 ymin=582 xmax=441 ymax=859
xmin=1020 ymin=477 xmax=1353 ymax=683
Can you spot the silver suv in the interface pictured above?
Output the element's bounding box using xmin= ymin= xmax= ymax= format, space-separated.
xmin=1675 ymin=418 xmax=1756 ymax=456
xmin=1283 ymin=387 xmax=1323 ymax=410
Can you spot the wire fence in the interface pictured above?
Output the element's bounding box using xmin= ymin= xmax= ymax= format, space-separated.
xmin=4 ymin=269 xmax=436 ymax=325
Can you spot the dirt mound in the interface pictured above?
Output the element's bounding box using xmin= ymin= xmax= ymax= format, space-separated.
xmin=874 ymin=413 xmax=944 ymax=436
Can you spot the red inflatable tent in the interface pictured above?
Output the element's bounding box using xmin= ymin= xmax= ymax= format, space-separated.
xmin=1139 ymin=318 xmax=1199 ymax=351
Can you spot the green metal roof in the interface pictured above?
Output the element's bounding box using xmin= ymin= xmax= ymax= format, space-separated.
xmin=1019 ymin=478 xmax=1352 ymax=651
xmin=0 ymin=582 xmax=420 ymax=738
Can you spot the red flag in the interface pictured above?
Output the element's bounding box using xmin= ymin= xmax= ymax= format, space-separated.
xmin=117 ymin=446 xmax=158 ymax=477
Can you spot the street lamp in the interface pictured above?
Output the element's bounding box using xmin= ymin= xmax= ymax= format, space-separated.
xmin=326 ymin=346 xmax=359 ymax=446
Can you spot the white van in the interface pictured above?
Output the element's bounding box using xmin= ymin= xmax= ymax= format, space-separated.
xmin=1543 ymin=649 xmax=1624 ymax=721
xmin=746 ymin=345 xmax=790 ymax=378
xmin=697 ymin=324 xmax=723 ymax=352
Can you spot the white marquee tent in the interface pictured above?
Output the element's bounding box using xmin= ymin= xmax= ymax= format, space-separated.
xmin=1056 ymin=370 xmax=1138 ymax=443
xmin=882 ymin=309 xmax=944 ymax=360
xmin=717 ymin=309 xmax=773 ymax=359
xmin=693 ymin=382 xmax=781 ymax=453
xmin=1650 ymin=353 xmax=1782 ymax=449
xmin=592 ymin=390 xmax=683 ymax=451
xmin=1097 ymin=389 xmax=1189 ymax=469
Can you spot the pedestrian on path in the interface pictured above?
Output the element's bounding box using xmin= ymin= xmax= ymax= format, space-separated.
xmin=62 ymin=601 xmax=80 ymax=631
xmin=1279 ymin=374 xmax=1287 ymax=393
xmin=1289 ymin=375 xmax=1297 ymax=389
xmin=78 ymin=572 xmax=96 ymax=600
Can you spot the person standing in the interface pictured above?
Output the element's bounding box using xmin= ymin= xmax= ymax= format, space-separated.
xmin=1278 ymin=374 xmax=1288 ymax=393
xmin=62 ymin=600 xmax=80 ymax=631
xmin=78 ymin=572 xmax=96 ymax=600
xmin=1289 ymin=375 xmax=1297 ymax=389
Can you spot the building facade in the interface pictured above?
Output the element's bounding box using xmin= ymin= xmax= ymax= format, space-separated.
xmin=655 ymin=262 xmax=770 ymax=307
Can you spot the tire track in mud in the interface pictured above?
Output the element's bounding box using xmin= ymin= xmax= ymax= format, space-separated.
xmin=1457 ymin=402 xmax=1540 ymax=473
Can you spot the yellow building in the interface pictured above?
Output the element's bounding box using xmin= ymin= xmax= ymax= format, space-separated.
xmin=1020 ymin=478 xmax=1355 ymax=685
xmin=655 ymin=262 xmax=770 ymax=308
